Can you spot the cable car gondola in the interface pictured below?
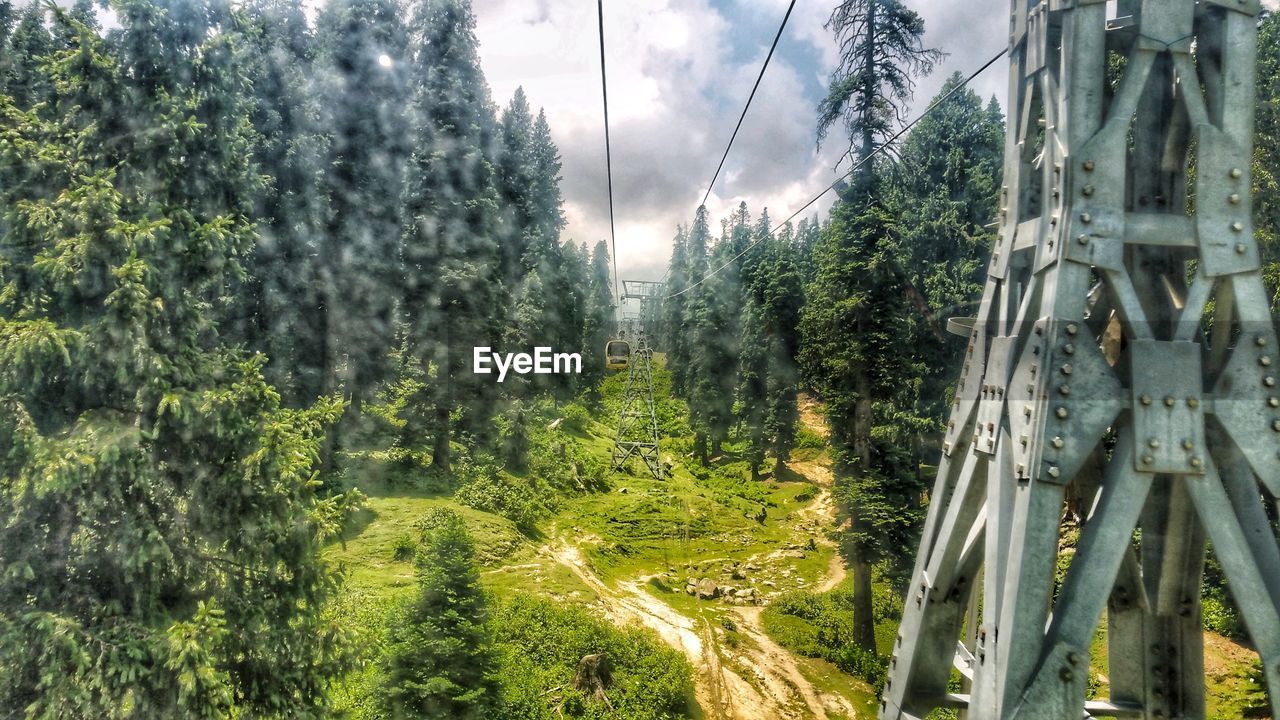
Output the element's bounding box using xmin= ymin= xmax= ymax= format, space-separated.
xmin=605 ymin=338 xmax=630 ymax=370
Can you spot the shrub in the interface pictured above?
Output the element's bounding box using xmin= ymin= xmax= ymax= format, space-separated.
xmin=454 ymin=456 xmax=555 ymax=533
xmin=390 ymin=534 xmax=416 ymax=562
xmin=794 ymin=426 xmax=827 ymax=449
xmin=560 ymin=403 xmax=592 ymax=433
xmin=832 ymin=645 xmax=889 ymax=694
xmin=763 ymin=588 xmax=892 ymax=694
xmin=492 ymin=594 xmax=693 ymax=720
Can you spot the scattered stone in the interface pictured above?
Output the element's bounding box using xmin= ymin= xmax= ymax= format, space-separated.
xmin=763 ymin=580 xmax=777 ymax=588
xmin=734 ymin=588 xmax=755 ymax=600
xmin=618 ymin=487 xmax=628 ymax=494
xmin=696 ymin=578 xmax=720 ymax=599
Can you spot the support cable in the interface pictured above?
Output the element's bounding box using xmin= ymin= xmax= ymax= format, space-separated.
xmin=597 ymin=0 xmax=620 ymax=301
xmin=668 ymin=46 xmax=1008 ymax=299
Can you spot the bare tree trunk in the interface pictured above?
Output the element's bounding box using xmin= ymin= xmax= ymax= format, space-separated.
xmin=851 ymin=551 xmax=877 ymax=651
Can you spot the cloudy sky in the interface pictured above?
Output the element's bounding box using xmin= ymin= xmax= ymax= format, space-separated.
xmin=471 ymin=0 xmax=1014 ymax=285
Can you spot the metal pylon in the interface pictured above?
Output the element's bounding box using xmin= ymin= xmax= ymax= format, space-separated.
xmin=883 ymin=2 xmax=1280 ymax=719
xmin=612 ymin=335 xmax=663 ymax=480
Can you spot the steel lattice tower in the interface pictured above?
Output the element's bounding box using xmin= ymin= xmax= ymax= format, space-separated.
xmin=612 ymin=335 xmax=663 ymax=480
xmin=882 ymin=1 xmax=1280 ymax=718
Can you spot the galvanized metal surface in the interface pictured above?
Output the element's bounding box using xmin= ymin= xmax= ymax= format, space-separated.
xmin=611 ymin=334 xmax=663 ymax=480
xmin=882 ymin=1 xmax=1279 ymax=718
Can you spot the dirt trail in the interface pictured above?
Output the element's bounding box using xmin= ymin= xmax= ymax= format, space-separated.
xmin=542 ymin=448 xmax=856 ymax=720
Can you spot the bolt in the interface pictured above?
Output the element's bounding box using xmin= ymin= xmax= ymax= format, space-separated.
xmin=1052 ymin=436 xmax=1065 ymax=448
xmin=1261 ymin=356 xmax=1273 ymax=367
xmin=1237 ymin=243 xmax=1248 ymax=254
xmin=1149 ymin=439 xmax=1161 ymax=449
xmin=1187 ymin=397 xmax=1200 ymax=409
xmin=1232 ymin=222 xmax=1244 ymax=232
xmin=1068 ymin=652 xmax=1081 ymax=665
xmin=1059 ymin=385 xmax=1071 ymax=396
xmin=1269 ymin=398 xmax=1279 ymax=408
xmin=1077 ymin=234 xmax=1089 ymax=245
xmin=1273 ymin=420 xmax=1280 ymax=432
xmin=1064 ymin=343 xmax=1075 ymax=355
xmin=1141 ymin=394 xmax=1153 ymax=406
xmin=1267 ymin=376 xmax=1277 ymax=387
xmin=1048 ymin=466 xmax=1061 ymax=478
xmin=1082 ymin=185 xmax=1094 ymax=196
xmin=1258 ymin=336 xmax=1269 ymax=347
xmin=1231 ymin=167 xmax=1243 ymax=179
xmin=1190 ymin=456 xmax=1203 ymax=469
xmin=1081 ymin=212 xmax=1092 ymax=224
xmin=1066 ymin=323 xmax=1078 ymax=335
xmin=1230 ymin=193 xmax=1241 ymax=204
xmin=1061 ymin=364 xmax=1073 ymax=375
xmin=1142 ymin=455 xmax=1154 ymax=465
xmin=1183 ymin=439 xmax=1194 ymax=450
xmin=1056 ymin=407 xmax=1069 ymax=419
xmin=1165 ymin=396 xmax=1177 ymax=408
xmin=1084 ymin=160 xmax=1095 ymax=171
xmin=1060 ymin=668 xmax=1074 ymax=682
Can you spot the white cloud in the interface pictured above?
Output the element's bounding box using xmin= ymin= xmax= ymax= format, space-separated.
xmin=474 ymin=0 xmax=835 ymax=287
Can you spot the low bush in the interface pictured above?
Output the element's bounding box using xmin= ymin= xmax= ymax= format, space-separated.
xmin=560 ymin=403 xmax=593 ymax=433
xmin=390 ymin=534 xmax=416 ymax=562
xmin=454 ymin=456 xmax=556 ymax=533
xmin=762 ymin=588 xmax=891 ymax=694
xmin=492 ymin=594 xmax=693 ymax=720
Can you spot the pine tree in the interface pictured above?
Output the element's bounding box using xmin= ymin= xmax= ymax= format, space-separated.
xmin=689 ymin=203 xmax=747 ymax=458
xmin=803 ymin=0 xmax=940 ymax=651
xmin=885 ymin=75 xmax=1003 ymax=454
xmin=760 ymin=223 xmax=805 ymax=476
xmin=314 ymin=0 xmax=409 ymax=412
xmin=801 ymin=200 xmax=925 ymax=651
xmin=581 ymin=240 xmax=616 ymax=399
xmin=497 ymin=87 xmax=538 ymax=288
xmin=3 ymin=3 xmax=55 ymax=110
xmin=662 ymin=225 xmax=691 ymax=392
xmin=240 ymin=0 xmax=331 ymax=405
xmin=0 ymin=15 xmax=354 ymax=716
xmin=497 ymin=89 xmax=570 ymax=401
xmin=558 ymin=240 xmax=591 ymax=398
xmin=817 ymin=0 xmax=942 ymax=192
xmin=679 ymin=207 xmax=712 ymax=460
xmin=380 ymin=510 xmax=499 ymax=718
xmin=399 ymin=0 xmax=503 ymax=472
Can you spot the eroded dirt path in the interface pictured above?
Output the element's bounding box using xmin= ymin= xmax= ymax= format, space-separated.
xmin=541 ymin=448 xmax=857 ymax=720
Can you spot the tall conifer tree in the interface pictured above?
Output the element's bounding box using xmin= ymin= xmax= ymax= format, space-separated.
xmin=802 ymin=0 xmax=940 ymax=650
xmin=0 ymin=13 xmax=354 ymax=715
xmin=399 ymin=0 xmax=503 ymax=472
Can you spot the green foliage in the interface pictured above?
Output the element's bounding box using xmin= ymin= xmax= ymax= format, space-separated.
xmin=379 ymin=510 xmax=500 ymax=718
xmin=1257 ymin=12 xmax=1280 ymax=315
xmin=391 ymin=534 xmax=418 ymax=562
xmin=0 ymin=12 xmax=357 ymax=716
xmin=762 ymin=588 xmax=891 ymax=693
xmin=454 ymin=455 xmax=556 ymax=533
xmin=492 ymin=594 xmax=693 ymax=720
xmin=561 ymin=402 xmax=593 ymax=433
xmin=581 ymin=240 xmax=616 ymax=400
